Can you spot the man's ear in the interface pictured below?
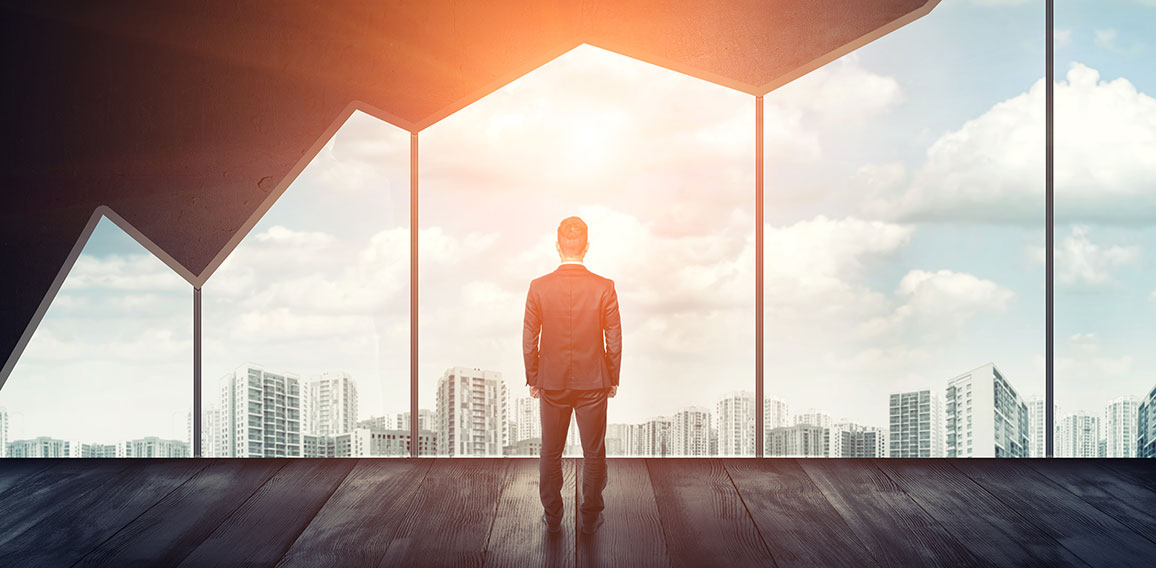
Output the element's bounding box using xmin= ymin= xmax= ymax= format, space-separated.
xmin=583 ymin=242 xmax=590 ymax=255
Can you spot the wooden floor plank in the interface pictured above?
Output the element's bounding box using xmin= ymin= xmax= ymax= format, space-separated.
xmin=376 ymin=458 xmax=509 ymax=568
xmin=1025 ymin=459 xmax=1156 ymax=546
xmin=276 ymin=459 xmax=434 ymax=568
xmin=1100 ymin=460 xmax=1156 ymax=496
xmin=0 ymin=459 xmax=207 ymax=567
xmin=177 ymin=458 xmax=357 ymax=567
xmin=577 ymin=458 xmax=670 ymax=568
xmin=484 ymin=458 xmax=576 ymax=568
xmin=724 ymin=459 xmax=877 ymax=568
xmin=0 ymin=458 xmax=132 ymax=550
xmin=647 ymin=458 xmax=774 ymax=568
xmin=951 ymin=458 xmax=1156 ymax=566
xmin=875 ymin=459 xmax=1085 ymax=566
xmin=0 ymin=459 xmax=58 ymax=498
xmin=76 ymin=458 xmax=289 ymax=567
xmin=798 ymin=459 xmax=981 ymax=567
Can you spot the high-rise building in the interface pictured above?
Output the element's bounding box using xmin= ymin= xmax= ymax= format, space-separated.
xmin=307 ymin=372 xmax=358 ymax=436
xmin=0 ymin=407 xmax=8 ymax=458
xmin=399 ymin=409 xmax=437 ymax=432
xmin=766 ymin=424 xmax=828 ymax=457
xmin=641 ymin=416 xmax=672 ymax=457
xmin=945 ymin=363 xmax=1029 ymax=458
xmin=716 ymin=391 xmax=755 ymax=456
xmin=764 ymin=397 xmax=790 ymax=430
xmin=831 ymin=422 xmax=887 ymax=458
xmin=515 ymin=397 xmax=541 ymax=443
xmin=219 ymin=364 xmax=303 ymax=458
xmin=606 ymin=423 xmax=627 ymax=456
xmin=504 ymin=438 xmax=542 ymax=456
xmin=1102 ymin=396 xmax=1139 ymax=458
xmin=303 ymin=428 xmax=435 ymax=457
xmin=7 ymin=436 xmax=70 ymax=457
xmin=889 ymin=390 xmax=945 ymax=458
xmin=199 ymin=406 xmax=223 ymax=458
xmin=122 ymin=437 xmax=190 ymax=458
xmin=1057 ymin=412 xmax=1100 ymax=458
xmin=436 ymin=367 xmax=507 ymax=456
xmin=1025 ymin=395 xmax=1060 ymax=458
xmin=793 ymin=409 xmax=831 ymax=429
xmin=671 ymin=407 xmax=711 ymax=456
xmin=1139 ymin=384 xmax=1156 ymax=458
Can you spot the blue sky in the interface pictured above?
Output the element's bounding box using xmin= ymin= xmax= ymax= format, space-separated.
xmin=3 ymin=0 xmax=1153 ymax=447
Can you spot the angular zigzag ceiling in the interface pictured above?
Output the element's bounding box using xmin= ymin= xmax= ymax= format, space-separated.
xmin=0 ymin=0 xmax=938 ymax=383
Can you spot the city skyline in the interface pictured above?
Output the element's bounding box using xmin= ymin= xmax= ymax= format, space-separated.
xmin=10 ymin=357 xmax=1154 ymax=459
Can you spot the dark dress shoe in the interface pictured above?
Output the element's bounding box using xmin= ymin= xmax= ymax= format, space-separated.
xmin=542 ymin=513 xmax=562 ymax=534
xmin=580 ymin=513 xmax=603 ymax=535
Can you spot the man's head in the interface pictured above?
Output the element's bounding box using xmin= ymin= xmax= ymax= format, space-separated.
xmin=556 ymin=216 xmax=589 ymax=261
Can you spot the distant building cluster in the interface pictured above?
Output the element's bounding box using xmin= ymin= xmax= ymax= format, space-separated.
xmin=5 ymin=360 xmax=1156 ymax=459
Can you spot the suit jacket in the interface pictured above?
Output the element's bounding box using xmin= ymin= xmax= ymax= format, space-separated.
xmin=523 ymin=263 xmax=622 ymax=390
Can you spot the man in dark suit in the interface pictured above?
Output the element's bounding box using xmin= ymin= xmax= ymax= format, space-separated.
xmin=523 ymin=216 xmax=622 ymax=536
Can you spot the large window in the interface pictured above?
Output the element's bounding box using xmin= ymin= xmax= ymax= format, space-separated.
xmin=1055 ymin=1 xmax=1156 ymax=458
xmin=0 ymin=217 xmax=191 ymax=457
xmin=202 ymin=111 xmax=410 ymax=458
xmin=419 ymin=45 xmax=754 ymax=456
xmin=762 ymin=0 xmax=1044 ymax=458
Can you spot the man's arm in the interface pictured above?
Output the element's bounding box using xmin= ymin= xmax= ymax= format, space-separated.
xmin=522 ymin=282 xmax=542 ymax=387
xmin=602 ymin=281 xmax=622 ymax=387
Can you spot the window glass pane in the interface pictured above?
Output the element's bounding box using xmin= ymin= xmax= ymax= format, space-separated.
xmin=763 ymin=1 xmax=1044 ymax=458
xmin=203 ymin=111 xmax=411 ymax=457
xmin=1055 ymin=1 xmax=1155 ymax=458
xmin=1 ymin=217 xmax=191 ymax=457
xmin=420 ymin=44 xmax=754 ymax=456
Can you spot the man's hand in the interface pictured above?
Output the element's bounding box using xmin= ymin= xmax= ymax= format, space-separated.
xmin=529 ymin=385 xmax=541 ymax=399
xmin=608 ymin=385 xmax=617 ymax=398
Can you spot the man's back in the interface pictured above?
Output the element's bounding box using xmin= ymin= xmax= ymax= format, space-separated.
xmin=523 ymin=264 xmax=622 ymax=391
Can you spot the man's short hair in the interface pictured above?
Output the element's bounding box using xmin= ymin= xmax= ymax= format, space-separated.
xmin=557 ymin=216 xmax=588 ymax=257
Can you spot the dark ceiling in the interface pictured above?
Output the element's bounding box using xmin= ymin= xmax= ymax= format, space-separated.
xmin=0 ymin=0 xmax=937 ymax=384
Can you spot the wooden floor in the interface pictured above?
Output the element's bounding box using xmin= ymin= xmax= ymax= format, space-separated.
xmin=0 ymin=458 xmax=1154 ymax=567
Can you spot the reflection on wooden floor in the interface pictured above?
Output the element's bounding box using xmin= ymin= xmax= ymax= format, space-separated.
xmin=0 ymin=457 xmax=1154 ymax=566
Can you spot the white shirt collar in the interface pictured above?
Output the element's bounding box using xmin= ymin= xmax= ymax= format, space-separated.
xmin=559 ymin=260 xmax=584 ymax=266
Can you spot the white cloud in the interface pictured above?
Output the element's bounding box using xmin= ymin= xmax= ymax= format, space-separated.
xmin=1055 ymin=29 xmax=1073 ymax=48
xmin=771 ymin=53 xmax=904 ymax=127
xmin=858 ymin=269 xmax=1015 ymax=341
xmin=865 ymin=63 xmax=1156 ymax=224
xmin=1053 ymin=226 xmax=1139 ymax=287
xmin=1094 ymin=28 xmax=1119 ymax=51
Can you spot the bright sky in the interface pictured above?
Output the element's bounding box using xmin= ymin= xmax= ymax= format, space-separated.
xmin=2 ymin=0 xmax=1153 ymax=446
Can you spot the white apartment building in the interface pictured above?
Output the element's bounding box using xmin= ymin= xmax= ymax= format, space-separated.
xmin=945 ymin=363 xmax=1029 ymax=458
xmin=671 ymin=407 xmax=711 ymax=456
xmin=515 ymin=397 xmax=541 ymax=443
xmin=393 ymin=409 xmax=437 ymax=432
xmin=7 ymin=436 xmax=70 ymax=457
xmin=219 ymin=364 xmax=303 ymax=458
xmin=1025 ymin=395 xmax=1060 ymax=458
xmin=716 ymin=391 xmax=755 ymax=456
xmin=1057 ymin=411 xmax=1101 ymax=458
xmin=641 ymin=416 xmax=672 ymax=457
xmin=0 ymin=407 xmax=8 ymax=458
xmin=831 ymin=422 xmax=888 ymax=458
xmin=122 ymin=437 xmax=190 ymax=458
xmin=436 ymin=367 xmax=507 ymax=456
xmin=1102 ymin=396 xmax=1139 ymax=458
xmin=766 ymin=424 xmax=828 ymax=457
xmin=307 ymin=372 xmax=358 ymax=436
xmin=889 ymin=390 xmax=945 ymax=458
xmin=1140 ymin=384 xmax=1156 ymax=458
xmin=765 ymin=397 xmax=790 ymax=431
xmin=793 ymin=409 xmax=832 ymax=429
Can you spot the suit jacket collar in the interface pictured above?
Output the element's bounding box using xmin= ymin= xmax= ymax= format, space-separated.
xmin=555 ymin=263 xmax=588 ymax=273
